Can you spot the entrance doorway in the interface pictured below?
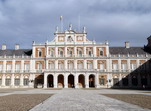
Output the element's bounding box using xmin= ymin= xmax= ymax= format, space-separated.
xmin=34 ymin=75 xmax=44 ymax=88
xmin=78 ymin=74 xmax=85 ymax=88
xmin=58 ymin=74 xmax=64 ymax=88
xmin=47 ymin=75 xmax=53 ymax=88
xmin=68 ymin=74 xmax=74 ymax=88
xmin=89 ymin=74 xmax=95 ymax=87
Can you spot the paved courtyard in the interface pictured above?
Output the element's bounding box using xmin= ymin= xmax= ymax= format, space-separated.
xmin=0 ymin=88 xmax=150 ymax=111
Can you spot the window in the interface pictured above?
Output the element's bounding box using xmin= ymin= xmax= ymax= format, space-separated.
xmin=58 ymin=63 xmax=64 ymax=70
xmin=68 ymin=51 xmax=72 ymax=57
xmin=132 ymin=76 xmax=138 ymax=86
xmin=79 ymin=50 xmax=82 ymax=57
xmin=100 ymin=64 xmax=104 ymax=71
xmin=49 ymin=63 xmax=55 ymax=69
xmin=121 ymin=63 xmax=127 ymax=72
xmin=100 ymin=76 xmax=105 ymax=85
xmin=5 ymin=79 xmax=11 ymax=86
xmin=15 ymin=64 xmax=21 ymax=72
xmin=60 ymin=51 xmax=63 ymax=57
xmin=6 ymin=64 xmax=11 ymax=72
xmin=99 ymin=48 xmax=104 ymax=56
xmin=78 ymin=62 xmax=83 ymax=69
xmin=68 ymin=62 xmax=74 ymax=70
xmin=89 ymin=51 xmax=92 ymax=57
xmin=130 ymin=63 xmax=137 ymax=70
xmin=50 ymin=51 xmax=54 ymax=57
xmin=88 ymin=63 xmax=93 ymax=69
xmin=112 ymin=63 xmax=118 ymax=71
xmin=37 ymin=63 xmax=42 ymax=70
xmin=0 ymin=64 xmax=2 ymax=72
xmin=15 ymin=79 xmax=20 ymax=86
xmin=24 ymin=78 xmax=29 ymax=86
xmin=0 ymin=79 xmax=2 ymax=85
xmin=24 ymin=63 xmax=30 ymax=72
xmin=38 ymin=49 xmax=42 ymax=57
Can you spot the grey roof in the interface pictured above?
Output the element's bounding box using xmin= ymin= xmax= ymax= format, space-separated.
xmin=0 ymin=49 xmax=32 ymax=56
xmin=109 ymin=47 xmax=148 ymax=55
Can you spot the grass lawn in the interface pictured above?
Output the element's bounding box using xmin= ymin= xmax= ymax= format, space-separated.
xmin=0 ymin=94 xmax=52 ymax=111
xmin=102 ymin=94 xmax=151 ymax=109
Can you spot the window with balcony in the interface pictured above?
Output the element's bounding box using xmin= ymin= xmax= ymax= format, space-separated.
xmin=24 ymin=78 xmax=29 ymax=86
xmin=79 ymin=50 xmax=82 ymax=57
xmin=15 ymin=64 xmax=21 ymax=72
xmin=68 ymin=62 xmax=74 ymax=70
xmin=88 ymin=51 xmax=92 ymax=57
xmin=130 ymin=63 xmax=137 ymax=71
xmin=121 ymin=63 xmax=127 ymax=72
xmin=6 ymin=64 xmax=11 ymax=72
xmin=112 ymin=63 xmax=118 ymax=72
xmin=24 ymin=63 xmax=30 ymax=72
xmin=78 ymin=62 xmax=83 ymax=69
xmin=68 ymin=50 xmax=73 ymax=57
xmin=37 ymin=63 xmax=42 ymax=72
xmin=59 ymin=50 xmax=63 ymax=57
xmin=87 ymin=62 xmax=93 ymax=70
xmin=49 ymin=62 xmax=55 ymax=70
xmin=5 ymin=78 xmax=11 ymax=86
xmin=0 ymin=64 xmax=2 ymax=72
xmin=58 ymin=63 xmax=64 ymax=70
xmin=50 ymin=50 xmax=54 ymax=57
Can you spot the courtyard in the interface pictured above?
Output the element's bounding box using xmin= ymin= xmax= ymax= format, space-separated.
xmin=0 ymin=88 xmax=150 ymax=111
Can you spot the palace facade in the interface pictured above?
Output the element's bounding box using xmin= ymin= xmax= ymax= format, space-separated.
xmin=0 ymin=25 xmax=151 ymax=89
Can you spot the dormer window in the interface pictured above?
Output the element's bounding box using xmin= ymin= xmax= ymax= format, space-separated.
xmin=77 ymin=36 xmax=83 ymax=41
xmin=67 ymin=36 xmax=73 ymax=42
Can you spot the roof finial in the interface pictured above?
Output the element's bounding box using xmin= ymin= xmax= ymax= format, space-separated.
xmin=83 ymin=26 xmax=86 ymax=33
xmin=69 ymin=24 xmax=72 ymax=30
xmin=55 ymin=26 xmax=58 ymax=33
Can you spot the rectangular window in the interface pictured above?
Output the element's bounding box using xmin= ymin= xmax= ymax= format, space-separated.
xmin=0 ymin=64 xmax=3 ymax=72
xmin=6 ymin=64 xmax=11 ymax=72
xmin=0 ymin=79 xmax=2 ymax=85
xmin=15 ymin=64 xmax=21 ymax=72
xmin=88 ymin=63 xmax=93 ymax=69
xmin=24 ymin=79 xmax=29 ymax=86
xmin=15 ymin=79 xmax=20 ymax=86
xmin=130 ymin=63 xmax=137 ymax=70
xmin=50 ymin=63 xmax=55 ymax=69
xmin=24 ymin=63 xmax=30 ymax=72
xmin=5 ymin=79 xmax=11 ymax=86
xmin=100 ymin=78 xmax=105 ymax=85
xmin=78 ymin=63 xmax=83 ymax=69
xmin=100 ymin=64 xmax=104 ymax=70
xmin=112 ymin=63 xmax=118 ymax=72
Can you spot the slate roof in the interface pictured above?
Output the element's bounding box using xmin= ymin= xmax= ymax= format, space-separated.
xmin=109 ymin=47 xmax=148 ymax=55
xmin=0 ymin=49 xmax=32 ymax=56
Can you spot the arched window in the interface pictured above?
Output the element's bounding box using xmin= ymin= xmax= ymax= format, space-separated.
xmin=38 ymin=49 xmax=42 ymax=57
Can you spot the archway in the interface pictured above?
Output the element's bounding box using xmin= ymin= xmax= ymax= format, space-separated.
xmin=58 ymin=74 xmax=64 ymax=88
xmin=34 ymin=75 xmax=44 ymax=88
xmin=89 ymin=74 xmax=95 ymax=87
xmin=68 ymin=74 xmax=74 ymax=88
xmin=47 ymin=74 xmax=53 ymax=88
xmin=78 ymin=74 xmax=85 ymax=88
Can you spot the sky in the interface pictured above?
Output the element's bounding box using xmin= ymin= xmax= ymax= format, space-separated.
xmin=0 ymin=0 xmax=151 ymax=49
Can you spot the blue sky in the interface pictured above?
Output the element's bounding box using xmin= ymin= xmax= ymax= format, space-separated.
xmin=0 ymin=0 xmax=151 ymax=49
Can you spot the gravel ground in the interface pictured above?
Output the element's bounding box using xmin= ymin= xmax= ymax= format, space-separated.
xmin=0 ymin=94 xmax=52 ymax=111
xmin=102 ymin=94 xmax=151 ymax=109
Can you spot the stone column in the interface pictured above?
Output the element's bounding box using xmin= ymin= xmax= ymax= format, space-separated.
xmin=85 ymin=74 xmax=89 ymax=88
xmin=54 ymin=74 xmax=58 ymax=88
xmin=64 ymin=74 xmax=68 ymax=88
xmin=95 ymin=74 xmax=99 ymax=88
xmin=119 ymin=74 xmax=123 ymax=87
xmin=12 ymin=60 xmax=15 ymax=73
xmin=110 ymin=74 xmax=113 ymax=86
xmin=118 ymin=59 xmax=121 ymax=72
xmin=65 ymin=60 xmax=67 ymax=70
xmin=55 ymin=60 xmax=58 ymax=70
xmin=74 ymin=46 xmax=77 ymax=57
xmin=65 ymin=47 xmax=67 ymax=57
xmin=11 ymin=74 xmax=14 ymax=88
xmin=3 ymin=60 xmax=6 ymax=73
xmin=20 ymin=74 xmax=24 ymax=87
xmin=46 ymin=60 xmax=49 ymax=70
xmin=93 ymin=46 xmax=96 ymax=57
xmin=74 ymin=74 xmax=78 ymax=88
xmin=55 ymin=47 xmax=58 ymax=57
xmin=84 ymin=47 xmax=86 ymax=57
xmin=74 ymin=60 xmax=77 ymax=70
xmin=84 ymin=60 xmax=87 ymax=70
xmin=2 ymin=74 xmax=6 ymax=87
xmin=29 ymin=74 xmax=33 ymax=88
xmin=127 ymin=59 xmax=130 ymax=72
xmin=43 ymin=73 xmax=48 ymax=88
xmin=21 ymin=60 xmax=24 ymax=73
xmin=93 ymin=59 xmax=97 ymax=70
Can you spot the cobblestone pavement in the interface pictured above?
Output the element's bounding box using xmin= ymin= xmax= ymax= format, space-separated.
xmin=29 ymin=89 xmax=150 ymax=111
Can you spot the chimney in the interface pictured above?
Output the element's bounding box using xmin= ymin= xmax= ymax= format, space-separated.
xmin=125 ymin=41 xmax=130 ymax=48
xmin=2 ymin=44 xmax=6 ymax=50
xmin=15 ymin=44 xmax=20 ymax=50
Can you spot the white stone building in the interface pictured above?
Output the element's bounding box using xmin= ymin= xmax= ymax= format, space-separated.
xmin=0 ymin=25 xmax=151 ymax=89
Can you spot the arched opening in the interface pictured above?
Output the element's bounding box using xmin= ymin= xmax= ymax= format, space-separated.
xmin=78 ymin=74 xmax=85 ymax=88
xmin=89 ymin=74 xmax=95 ymax=87
xmin=47 ymin=74 xmax=53 ymax=88
xmin=34 ymin=75 xmax=43 ymax=88
xmin=68 ymin=74 xmax=74 ymax=88
xmin=58 ymin=74 xmax=64 ymax=88
xmin=132 ymin=76 xmax=138 ymax=86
